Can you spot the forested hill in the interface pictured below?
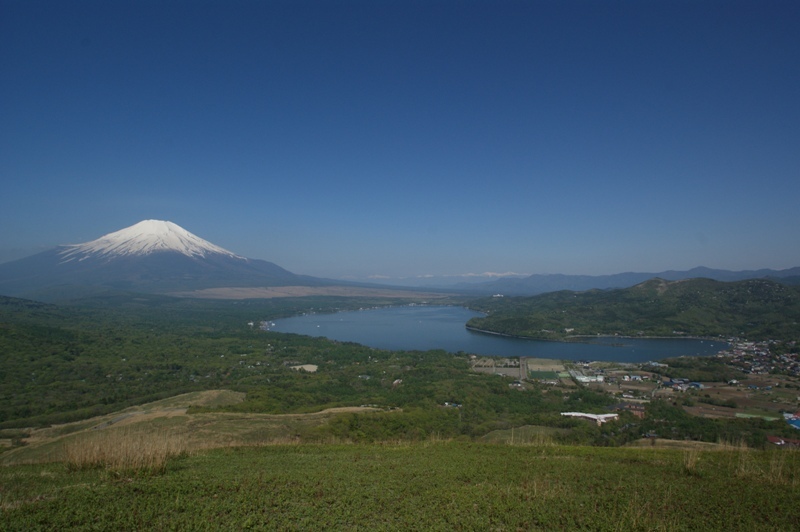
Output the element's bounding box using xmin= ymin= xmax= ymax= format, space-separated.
xmin=466 ymin=278 xmax=800 ymax=341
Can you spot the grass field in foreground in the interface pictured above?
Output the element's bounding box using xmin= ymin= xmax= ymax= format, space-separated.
xmin=2 ymin=441 xmax=799 ymax=530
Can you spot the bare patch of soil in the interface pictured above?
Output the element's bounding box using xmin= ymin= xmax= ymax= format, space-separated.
xmin=169 ymin=285 xmax=449 ymax=300
xmin=3 ymin=392 xmax=387 ymax=466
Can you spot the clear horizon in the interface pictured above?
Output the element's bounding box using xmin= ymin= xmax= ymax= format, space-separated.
xmin=2 ymin=1 xmax=798 ymax=280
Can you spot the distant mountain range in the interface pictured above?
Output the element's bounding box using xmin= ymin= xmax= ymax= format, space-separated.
xmin=453 ymin=266 xmax=800 ymax=296
xmin=0 ymin=220 xmax=333 ymax=299
xmin=2 ymin=220 xmax=798 ymax=301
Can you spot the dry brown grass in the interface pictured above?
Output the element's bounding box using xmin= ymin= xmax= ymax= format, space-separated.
xmin=4 ymin=402 xmax=384 ymax=467
xmin=683 ymin=447 xmax=701 ymax=475
xmin=62 ymin=427 xmax=188 ymax=474
xmin=626 ymin=438 xmax=734 ymax=451
xmin=717 ymin=437 xmax=750 ymax=451
xmin=729 ymin=441 xmax=800 ymax=486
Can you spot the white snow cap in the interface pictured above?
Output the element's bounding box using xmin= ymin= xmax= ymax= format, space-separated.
xmin=60 ymin=220 xmax=243 ymax=261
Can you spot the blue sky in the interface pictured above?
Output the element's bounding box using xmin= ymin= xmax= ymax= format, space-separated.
xmin=2 ymin=0 xmax=798 ymax=281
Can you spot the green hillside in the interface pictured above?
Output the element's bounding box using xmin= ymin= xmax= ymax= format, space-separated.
xmin=3 ymin=290 xmax=800 ymax=529
xmin=4 ymin=292 xmax=799 ymax=450
xmin=1 ymin=294 xmax=620 ymax=439
xmin=467 ymin=278 xmax=800 ymax=341
xmin=3 ymin=441 xmax=799 ymax=530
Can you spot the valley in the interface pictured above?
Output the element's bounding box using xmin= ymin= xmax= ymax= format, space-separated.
xmin=5 ymin=1 xmax=800 ymax=526
xmin=2 ymin=221 xmax=800 ymax=527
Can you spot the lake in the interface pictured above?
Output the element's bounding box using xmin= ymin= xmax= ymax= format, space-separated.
xmin=267 ymin=305 xmax=728 ymax=362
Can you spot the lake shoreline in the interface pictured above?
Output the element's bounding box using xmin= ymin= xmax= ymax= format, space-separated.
xmin=466 ymin=325 xmax=727 ymax=346
xmin=271 ymin=306 xmax=729 ymax=362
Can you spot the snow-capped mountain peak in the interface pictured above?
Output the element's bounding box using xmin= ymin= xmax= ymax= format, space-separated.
xmin=59 ymin=220 xmax=243 ymax=261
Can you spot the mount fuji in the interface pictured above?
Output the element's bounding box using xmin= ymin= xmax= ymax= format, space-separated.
xmin=0 ymin=220 xmax=332 ymax=298
xmin=59 ymin=220 xmax=245 ymax=261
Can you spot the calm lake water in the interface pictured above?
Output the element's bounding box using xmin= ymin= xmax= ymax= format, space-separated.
xmin=268 ymin=305 xmax=728 ymax=362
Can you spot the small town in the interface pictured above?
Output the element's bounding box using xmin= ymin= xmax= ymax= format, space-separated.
xmin=718 ymin=339 xmax=800 ymax=376
xmin=470 ymin=337 xmax=800 ymax=444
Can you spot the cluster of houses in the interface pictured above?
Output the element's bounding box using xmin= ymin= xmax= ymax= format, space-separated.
xmin=767 ymin=435 xmax=800 ymax=447
xmin=663 ymin=378 xmax=705 ymax=392
xmin=621 ymin=374 xmax=649 ymax=382
xmin=719 ymin=339 xmax=800 ymax=376
xmin=569 ymin=369 xmax=604 ymax=384
xmin=768 ymin=409 xmax=800 ymax=447
xmin=784 ymin=411 xmax=800 ymax=430
xmin=567 ymin=363 xmax=659 ymax=387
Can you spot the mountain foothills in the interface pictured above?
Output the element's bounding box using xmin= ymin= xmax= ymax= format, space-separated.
xmin=467 ymin=277 xmax=800 ymax=341
xmin=1 ymin=289 xmax=798 ymax=439
xmin=0 ymin=220 xmax=332 ymax=298
xmin=458 ymin=266 xmax=800 ymax=296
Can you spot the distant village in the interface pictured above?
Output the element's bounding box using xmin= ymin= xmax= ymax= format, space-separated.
xmin=717 ymin=339 xmax=800 ymax=377
xmin=470 ymin=337 xmax=800 ymax=444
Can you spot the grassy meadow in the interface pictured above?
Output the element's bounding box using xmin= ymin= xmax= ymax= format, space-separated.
xmin=1 ymin=390 xmax=799 ymax=530
xmin=3 ymin=438 xmax=799 ymax=530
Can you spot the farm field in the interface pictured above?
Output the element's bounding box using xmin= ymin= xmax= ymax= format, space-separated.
xmin=2 ymin=439 xmax=799 ymax=530
xmin=655 ymin=373 xmax=800 ymax=420
xmin=561 ymin=356 xmax=800 ymax=424
xmin=471 ymin=357 xmax=568 ymax=383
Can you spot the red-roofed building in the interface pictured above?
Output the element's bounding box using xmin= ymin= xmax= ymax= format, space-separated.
xmin=767 ymin=435 xmax=800 ymax=447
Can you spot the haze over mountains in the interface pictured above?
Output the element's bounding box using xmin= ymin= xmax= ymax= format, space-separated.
xmin=452 ymin=266 xmax=800 ymax=296
xmin=0 ymin=220 xmax=797 ymax=300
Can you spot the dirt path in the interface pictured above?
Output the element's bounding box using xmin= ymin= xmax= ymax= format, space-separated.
xmin=19 ymin=392 xmax=381 ymax=444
